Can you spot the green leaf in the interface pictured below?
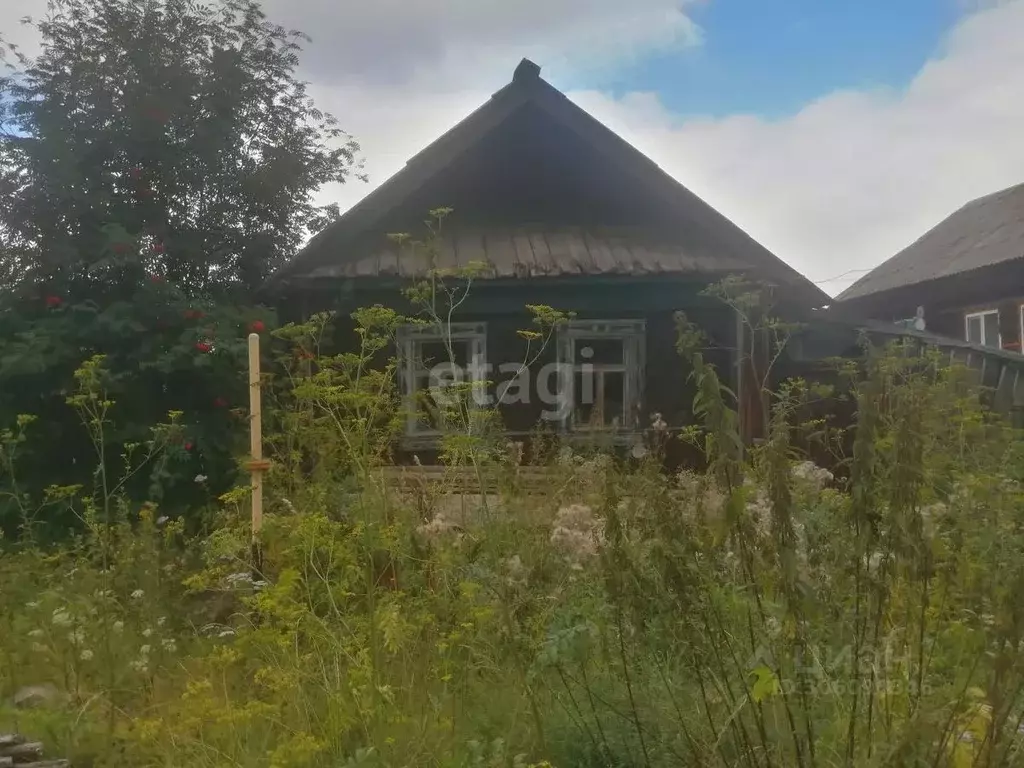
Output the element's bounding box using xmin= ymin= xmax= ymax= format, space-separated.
xmin=749 ymin=664 xmax=780 ymax=703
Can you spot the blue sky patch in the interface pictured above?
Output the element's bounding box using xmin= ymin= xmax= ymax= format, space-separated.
xmin=584 ymin=0 xmax=963 ymax=119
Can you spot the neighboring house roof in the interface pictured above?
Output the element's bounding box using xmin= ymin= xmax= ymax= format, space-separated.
xmin=270 ymin=59 xmax=827 ymax=307
xmin=837 ymin=181 xmax=1024 ymax=303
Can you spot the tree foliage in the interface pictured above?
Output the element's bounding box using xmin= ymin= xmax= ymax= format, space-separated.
xmin=0 ymin=0 xmax=361 ymax=531
xmin=0 ymin=0 xmax=362 ymax=295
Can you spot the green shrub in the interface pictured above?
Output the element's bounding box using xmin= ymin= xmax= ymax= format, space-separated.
xmin=2 ymin=323 xmax=1024 ymax=767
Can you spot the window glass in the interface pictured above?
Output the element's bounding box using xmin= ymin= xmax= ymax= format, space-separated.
xmin=575 ymin=338 xmax=623 ymax=364
xmin=556 ymin=320 xmax=644 ymax=433
xmin=966 ymin=315 xmax=983 ymax=344
xmin=573 ymin=369 xmax=625 ymax=429
xmin=966 ymin=312 xmax=999 ymax=346
xmin=983 ymin=312 xmax=1000 ymax=348
xmin=398 ymin=324 xmax=486 ymax=436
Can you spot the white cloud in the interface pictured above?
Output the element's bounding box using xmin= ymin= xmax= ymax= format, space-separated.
xmin=4 ymin=0 xmax=1024 ymax=296
xmin=260 ymin=0 xmax=702 ymax=89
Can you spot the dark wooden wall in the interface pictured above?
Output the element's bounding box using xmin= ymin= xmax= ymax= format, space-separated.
xmin=303 ymin=275 xmax=739 ymax=466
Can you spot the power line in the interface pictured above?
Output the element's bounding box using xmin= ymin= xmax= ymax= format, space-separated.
xmin=812 ymin=267 xmax=873 ymax=285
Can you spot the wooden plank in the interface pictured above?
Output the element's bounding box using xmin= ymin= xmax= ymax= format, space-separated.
xmin=607 ymin=237 xmax=634 ymax=272
xmin=565 ymin=229 xmax=594 ymax=273
xmin=994 ymin=362 xmax=1014 ymax=412
xmin=376 ymin=244 xmax=399 ymax=276
xmin=528 ymin=231 xmax=552 ymax=274
xmin=352 ymin=253 xmax=379 ymax=277
xmin=397 ymin=239 xmax=430 ymax=277
xmin=0 ymin=742 xmax=42 ymax=761
xmin=511 ymin=231 xmax=536 ymax=273
xmin=542 ymin=230 xmax=575 ymax=274
xmin=624 ymin=242 xmax=654 ymax=274
xmin=454 ymin=230 xmax=488 ymax=270
xmin=483 ymin=231 xmax=518 ymax=277
xmin=1013 ymin=368 xmax=1024 ymax=408
xmin=585 ymin=232 xmax=617 ymax=273
xmin=429 ymin=235 xmax=460 ymax=271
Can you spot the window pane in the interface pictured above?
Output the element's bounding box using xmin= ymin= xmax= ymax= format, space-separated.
xmin=603 ymin=371 xmax=625 ymax=427
xmin=573 ymin=370 xmax=625 ymax=429
xmin=966 ymin=316 xmax=983 ymax=344
xmin=412 ymin=387 xmax=445 ymax=432
xmin=575 ymin=338 xmax=623 ymax=364
xmin=984 ymin=312 xmax=1000 ymax=348
xmin=415 ymin=340 xmax=472 ymax=369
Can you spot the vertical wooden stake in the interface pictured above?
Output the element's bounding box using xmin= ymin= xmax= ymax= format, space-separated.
xmin=247 ymin=332 xmax=269 ymax=566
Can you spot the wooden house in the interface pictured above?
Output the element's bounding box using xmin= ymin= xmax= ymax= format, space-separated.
xmin=268 ymin=59 xmax=829 ymax=460
xmin=835 ymin=182 xmax=1024 ymax=352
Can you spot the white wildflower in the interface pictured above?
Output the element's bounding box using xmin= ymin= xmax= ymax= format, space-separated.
xmin=156 ymin=616 xmax=167 ymax=627
xmin=130 ymin=589 xmax=145 ymax=600
xmin=194 ymin=474 xmax=208 ymax=483
xmin=129 ymin=659 xmax=148 ymax=673
xmin=867 ymin=551 xmax=885 ymax=575
xmin=142 ymin=628 xmax=153 ymax=638
xmin=156 ymin=516 xmax=169 ymax=525
xmin=139 ymin=644 xmax=151 ymax=656
xmin=28 ymin=629 xmax=44 ymax=639
xmin=112 ymin=620 xmax=124 ymax=634
xmin=555 ymin=446 xmax=580 ymax=467
xmin=225 ymin=571 xmax=254 ymax=586
xmin=745 ymin=489 xmax=772 ymax=537
xmin=505 ymin=554 xmax=528 ymax=586
xmin=26 ymin=601 xmax=40 ymax=609
xmin=51 ymin=608 xmax=72 ymax=627
xmin=67 ymin=628 xmax=85 ymax=645
xmin=505 ymin=440 xmax=524 ymax=466
xmin=161 ymin=639 xmax=177 ymax=653
xmin=416 ymin=511 xmax=462 ymax=543
xmin=79 ymin=649 xmax=94 ymax=661
xmin=550 ymin=504 xmax=605 ymax=569
xmin=791 ymin=461 xmax=833 ymax=491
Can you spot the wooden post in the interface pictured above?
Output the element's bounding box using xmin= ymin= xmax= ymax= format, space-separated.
xmin=246 ymin=333 xmax=270 ymax=563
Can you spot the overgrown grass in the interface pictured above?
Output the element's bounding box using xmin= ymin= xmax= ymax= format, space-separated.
xmin=2 ymin=313 xmax=1024 ymax=768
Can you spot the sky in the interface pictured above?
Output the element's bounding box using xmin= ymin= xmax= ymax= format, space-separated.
xmin=3 ymin=0 xmax=1024 ymax=296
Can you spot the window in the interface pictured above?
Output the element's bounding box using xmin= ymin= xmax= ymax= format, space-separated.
xmin=555 ymin=320 xmax=645 ymax=433
xmin=398 ymin=322 xmax=487 ymax=436
xmin=965 ymin=310 xmax=1000 ymax=348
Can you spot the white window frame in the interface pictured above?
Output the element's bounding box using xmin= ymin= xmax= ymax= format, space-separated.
xmin=397 ymin=322 xmax=487 ymax=437
xmin=555 ymin=319 xmax=645 ymax=434
xmin=964 ymin=309 xmax=1000 ymax=349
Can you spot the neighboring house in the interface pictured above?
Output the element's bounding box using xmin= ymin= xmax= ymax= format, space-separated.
xmin=268 ymin=59 xmax=829 ymax=457
xmin=835 ymin=182 xmax=1024 ymax=352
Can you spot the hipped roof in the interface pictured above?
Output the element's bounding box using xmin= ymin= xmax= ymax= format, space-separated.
xmin=271 ymin=59 xmax=827 ymax=307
